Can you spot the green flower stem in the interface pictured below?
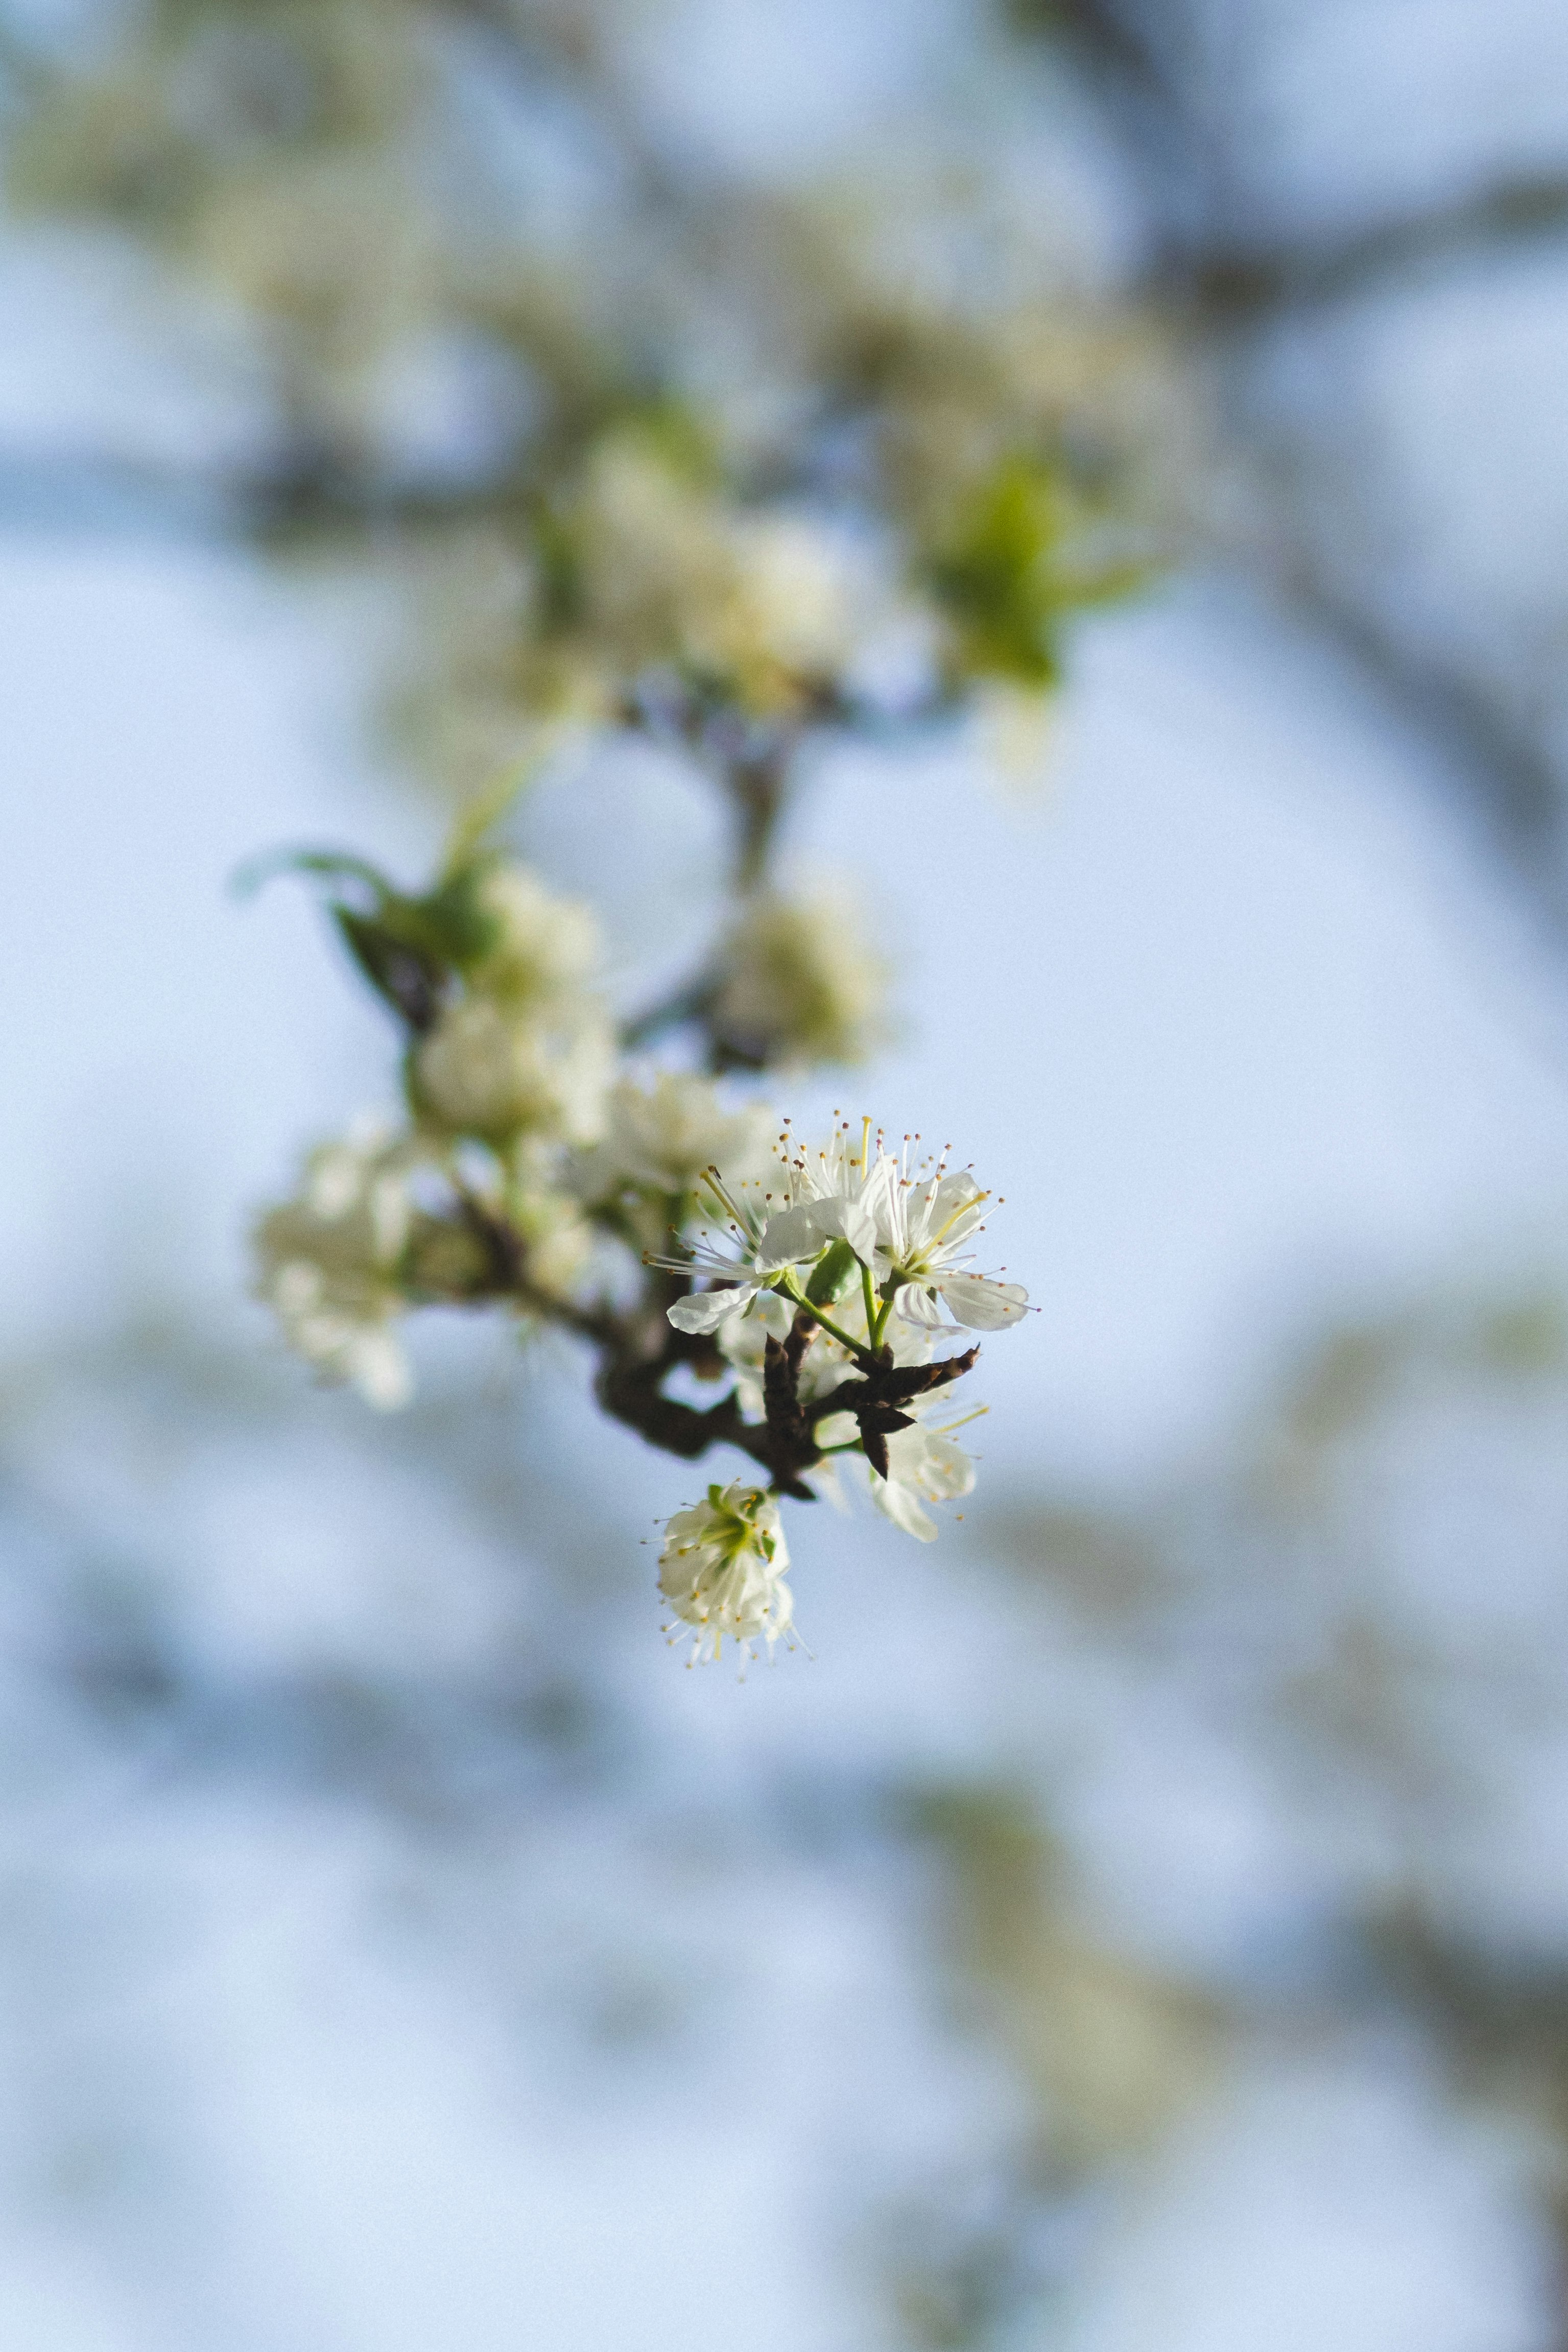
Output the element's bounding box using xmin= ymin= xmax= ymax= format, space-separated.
xmin=860 ymin=1260 xmax=879 ymax=1338
xmin=779 ymin=1276 xmax=879 ymax=1366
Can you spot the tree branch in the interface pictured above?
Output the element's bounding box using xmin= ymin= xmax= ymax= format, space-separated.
xmin=1171 ymin=172 xmax=1568 ymax=325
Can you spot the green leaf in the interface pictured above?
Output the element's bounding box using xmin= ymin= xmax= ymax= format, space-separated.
xmin=333 ymin=908 xmax=445 ymax=1033
xmin=530 ymin=496 xmax=585 ymax=635
xmin=923 ymin=456 xmax=1066 ymax=688
xmin=621 ymin=395 xmax=723 ymax=487
xmin=413 ymin=866 xmax=502 ymax=968
xmin=229 ymin=845 xmax=397 ymax=906
xmin=232 ymin=840 xmax=483 ymax=1027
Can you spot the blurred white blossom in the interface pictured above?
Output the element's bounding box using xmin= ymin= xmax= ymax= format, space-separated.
xmin=497 ymin=1154 xmax=599 ymax=1304
xmin=413 ymin=993 xmax=613 ymax=1145
xmin=712 ymin=510 xmax=877 ymax=691
xmin=468 ymin=862 xmax=603 ymax=1004
xmin=712 ymin=888 xmax=889 ymax=1067
xmin=574 ymin=440 xmax=878 ymax=716
xmin=252 ymin=1127 xmax=420 ymax=1408
xmin=577 ymin=1071 xmax=778 ymax=1203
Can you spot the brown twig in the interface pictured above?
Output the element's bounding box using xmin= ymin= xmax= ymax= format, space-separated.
xmin=463 ymin=1212 xmax=983 ymax=1500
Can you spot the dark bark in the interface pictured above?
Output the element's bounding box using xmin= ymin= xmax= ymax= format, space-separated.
xmin=536 ymin=1264 xmax=981 ymax=1502
xmin=444 ymin=1196 xmax=986 ymax=1496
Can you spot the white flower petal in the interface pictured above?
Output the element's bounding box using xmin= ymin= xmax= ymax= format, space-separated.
xmin=860 ymin=1153 xmax=900 ymax=1232
xmin=785 ymin=1190 xmax=877 ymax=1264
xmin=909 ymin=1432 xmax=977 ymax=1501
xmin=936 ymin=1272 xmax=1029 ymax=1330
xmin=807 ymin=1458 xmax=851 ymax=1513
xmin=754 ymin=1196 xmax=865 ymax=1269
xmin=350 ymin=1331 xmax=413 ymax=1411
xmin=929 ymin=1169 xmax=987 ymax=1230
xmin=893 ymin=1281 xmax=951 ymax=1328
xmin=752 ymin=1288 xmax=796 ymax=1340
xmin=752 ymin=1199 xmax=826 ymax=1267
xmin=869 ymin=1474 xmax=938 ymax=1541
xmin=667 ymin=1284 xmax=755 ymax=1334
xmin=814 ymin=1410 xmax=860 ymax=1451
xmin=831 ymin=1198 xmax=879 ymax=1264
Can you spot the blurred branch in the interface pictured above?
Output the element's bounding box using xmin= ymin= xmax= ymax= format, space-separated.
xmin=1003 ymin=0 xmax=1172 ymax=97
xmin=0 ymin=447 xmax=538 ymax=544
xmin=1006 ymin=0 xmax=1568 ymax=955
xmin=1017 ymin=0 xmax=1568 ymax=321
xmin=1263 ymin=551 xmax=1568 ymax=941
xmin=0 ymin=450 xmax=240 ymax=540
xmin=439 ymin=0 xmax=691 ymax=217
xmin=0 ymin=10 xmax=49 ymax=104
xmin=1176 ymin=172 xmax=1568 ymax=323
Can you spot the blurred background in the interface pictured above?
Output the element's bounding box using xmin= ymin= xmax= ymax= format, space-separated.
xmin=8 ymin=0 xmax=1568 ymax=2343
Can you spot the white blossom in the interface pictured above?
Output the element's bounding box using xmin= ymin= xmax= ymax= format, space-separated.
xmin=503 ymin=1176 xmax=598 ymax=1302
xmin=658 ymin=1482 xmax=795 ymax=1665
xmin=573 ymin=441 xmax=875 ymax=716
xmin=414 ymin=993 xmax=613 ymax=1145
xmin=575 ymin=438 xmax=728 ymax=671
xmin=718 ymin=1261 xmax=926 ymax=1423
xmin=654 ymin=1143 xmax=876 ymax=1338
xmin=712 ymin=887 xmax=888 ymax=1067
xmin=873 ymin=1151 xmax=1029 ymax=1333
xmin=867 ymin=1409 xmax=980 ymax=1540
xmin=716 ymin=512 xmax=875 ymax=686
xmin=252 ymin=1128 xmax=419 ymax=1408
xmin=470 ymin=862 xmax=602 ymax=1004
xmin=577 ymin=1071 xmax=777 ymax=1201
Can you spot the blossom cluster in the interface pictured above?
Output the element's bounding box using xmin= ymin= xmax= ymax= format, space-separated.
xmin=252 ymin=846 xmax=1029 ymax=1667
xmin=6 ymin=2 xmax=1167 ymax=809
xmin=37 ymin=4 xmax=1147 ymax=1673
xmin=17 ymin=19 xmax=1138 ymax=1676
xmin=651 ymin=1118 xmax=1026 ymax=1661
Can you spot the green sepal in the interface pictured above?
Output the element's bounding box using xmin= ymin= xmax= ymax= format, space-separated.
xmin=805 ymin=1238 xmax=860 ymax=1308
